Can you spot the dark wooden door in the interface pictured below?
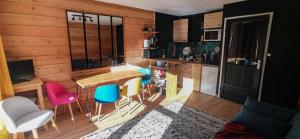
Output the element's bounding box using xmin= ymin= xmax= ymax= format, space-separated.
xmin=220 ymin=15 xmax=270 ymax=103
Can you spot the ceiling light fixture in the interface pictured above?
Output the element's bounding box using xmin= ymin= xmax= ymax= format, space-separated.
xmin=71 ymin=15 xmax=93 ymax=22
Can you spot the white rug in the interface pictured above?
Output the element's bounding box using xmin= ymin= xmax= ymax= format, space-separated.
xmin=81 ymin=102 xmax=225 ymax=139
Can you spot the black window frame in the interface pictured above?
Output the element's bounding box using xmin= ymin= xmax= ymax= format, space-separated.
xmin=66 ymin=10 xmax=124 ymax=71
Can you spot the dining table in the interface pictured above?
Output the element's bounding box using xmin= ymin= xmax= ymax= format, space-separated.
xmin=73 ymin=70 xmax=145 ymax=122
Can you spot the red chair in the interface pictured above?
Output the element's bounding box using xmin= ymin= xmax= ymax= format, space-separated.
xmin=44 ymin=82 xmax=82 ymax=123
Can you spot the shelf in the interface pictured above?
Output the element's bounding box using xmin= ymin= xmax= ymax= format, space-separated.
xmin=150 ymin=65 xmax=167 ymax=70
xmin=143 ymin=31 xmax=159 ymax=34
xmin=143 ymin=47 xmax=157 ymax=50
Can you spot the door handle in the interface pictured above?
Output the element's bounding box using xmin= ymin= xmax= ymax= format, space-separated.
xmin=256 ymin=60 xmax=261 ymax=70
xmin=251 ymin=60 xmax=261 ymax=70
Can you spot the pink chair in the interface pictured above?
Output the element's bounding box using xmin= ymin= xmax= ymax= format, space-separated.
xmin=44 ymin=82 xmax=82 ymax=123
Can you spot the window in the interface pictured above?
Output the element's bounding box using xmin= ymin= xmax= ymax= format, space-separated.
xmin=67 ymin=11 xmax=124 ymax=71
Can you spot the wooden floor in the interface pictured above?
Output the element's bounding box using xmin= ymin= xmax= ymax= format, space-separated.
xmin=25 ymin=91 xmax=241 ymax=139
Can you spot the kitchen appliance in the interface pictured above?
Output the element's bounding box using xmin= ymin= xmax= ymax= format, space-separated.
xmin=144 ymin=37 xmax=156 ymax=48
xmin=143 ymin=49 xmax=157 ymax=58
xmin=182 ymin=46 xmax=192 ymax=60
xmin=156 ymin=61 xmax=166 ymax=67
xmin=200 ymin=65 xmax=219 ymax=96
xmin=144 ymin=39 xmax=150 ymax=48
xmin=204 ymin=29 xmax=222 ymax=41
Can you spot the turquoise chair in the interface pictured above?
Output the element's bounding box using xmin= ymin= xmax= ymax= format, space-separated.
xmin=94 ymin=84 xmax=120 ymax=121
xmin=137 ymin=68 xmax=152 ymax=99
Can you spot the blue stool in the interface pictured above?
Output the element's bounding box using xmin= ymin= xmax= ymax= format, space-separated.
xmin=137 ymin=68 xmax=152 ymax=99
xmin=94 ymin=84 xmax=120 ymax=121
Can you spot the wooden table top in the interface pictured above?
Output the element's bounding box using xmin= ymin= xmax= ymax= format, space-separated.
xmin=75 ymin=70 xmax=144 ymax=88
xmin=13 ymin=78 xmax=43 ymax=93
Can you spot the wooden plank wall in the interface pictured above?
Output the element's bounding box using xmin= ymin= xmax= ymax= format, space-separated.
xmin=0 ymin=0 xmax=154 ymax=94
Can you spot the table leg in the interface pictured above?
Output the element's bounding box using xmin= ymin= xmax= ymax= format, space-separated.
xmin=77 ymin=84 xmax=82 ymax=104
xmin=84 ymin=88 xmax=92 ymax=123
xmin=37 ymin=85 xmax=48 ymax=130
xmin=37 ymin=85 xmax=46 ymax=110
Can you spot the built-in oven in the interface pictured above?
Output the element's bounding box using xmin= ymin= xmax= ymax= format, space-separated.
xmin=204 ymin=29 xmax=222 ymax=41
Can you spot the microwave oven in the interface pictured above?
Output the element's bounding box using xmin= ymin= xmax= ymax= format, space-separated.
xmin=204 ymin=29 xmax=222 ymax=41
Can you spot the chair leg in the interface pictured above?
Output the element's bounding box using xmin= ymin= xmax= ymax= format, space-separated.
xmin=127 ymin=96 xmax=131 ymax=107
xmin=142 ymin=86 xmax=145 ymax=100
xmin=130 ymin=97 xmax=133 ymax=109
xmin=97 ymin=103 xmax=102 ymax=121
xmin=76 ymin=100 xmax=82 ymax=113
xmin=95 ymin=102 xmax=99 ymax=115
xmin=147 ymin=84 xmax=152 ymax=96
xmin=50 ymin=118 xmax=60 ymax=134
xmin=115 ymin=101 xmax=119 ymax=111
xmin=138 ymin=94 xmax=143 ymax=104
xmin=68 ymin=104 xmax=75 ymax=123
xmin=54 ymin=105 xmax=58 ymax=122
xmin=32 ymin=129 xmax=39 ymax=139
xmin=13 ymin=133 xmax=17 ymax=139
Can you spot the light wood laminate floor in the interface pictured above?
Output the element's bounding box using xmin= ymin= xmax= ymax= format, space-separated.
xmin=25 ymin=91 xmax=241 ymax=139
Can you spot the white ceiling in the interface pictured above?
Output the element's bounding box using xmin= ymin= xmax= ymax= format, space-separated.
xmin=96 ymin=0 xmax=244 ymax=16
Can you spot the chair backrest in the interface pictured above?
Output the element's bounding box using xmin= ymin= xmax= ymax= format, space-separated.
xmin=44 ymin=82 xmax=67 ymax=105
xmin=0 ymin=96 xmax=39 ymax=133
xmin=137 ymin=68 xmax=151 ymax=80
xmin=94 ymin=84 xmax=120 ymax=103
xmin=122 ymin=77 xmax=142 ymax=97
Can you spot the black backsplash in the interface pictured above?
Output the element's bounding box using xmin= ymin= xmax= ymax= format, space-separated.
xmin=155 ymin=12 xmax=179 ymax=49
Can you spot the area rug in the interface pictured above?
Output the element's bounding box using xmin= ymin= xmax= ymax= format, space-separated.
xmin=81 ymin=102 xmax=225 ymax=139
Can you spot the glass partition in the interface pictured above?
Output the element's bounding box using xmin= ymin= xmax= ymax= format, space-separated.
xmin=67 ymin=11 xmax=124 ymax=71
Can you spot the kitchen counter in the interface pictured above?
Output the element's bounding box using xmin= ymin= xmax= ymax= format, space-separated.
xmin=145 ymin=58 xmax=218 ymax=66
xmin=145 ymin=57 xmax=220 ymax=94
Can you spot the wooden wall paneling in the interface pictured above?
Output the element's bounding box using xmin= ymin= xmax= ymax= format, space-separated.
xmin=0 ymin=25 xmax=68 ymax=37
xmin=0 ymin=13 xmax=66 ymax=27
xmin=4 ymin=46 xmax=69 ymax=57
xmin=124 ymin=17 xmax=152 ymax=65
xmin=0 ymin=1 xmax=66 ymax=18
xmin=4 ymin=0 xmax=154 ymax=19
xmin=0 ymin=0 xmax=154 ymax=96
xmin=1 ymin=36 xmax=69 ymax=47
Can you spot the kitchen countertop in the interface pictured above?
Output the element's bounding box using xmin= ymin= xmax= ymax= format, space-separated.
xmin=145 ymin=58 xmax=219 ymax=67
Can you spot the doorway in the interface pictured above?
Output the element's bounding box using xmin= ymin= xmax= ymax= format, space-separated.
xmin=218 ymin=13 xmax=273 ymax=104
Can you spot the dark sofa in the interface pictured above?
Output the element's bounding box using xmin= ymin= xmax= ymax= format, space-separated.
xmin=220 ymin=97 xmax=300 ymax=139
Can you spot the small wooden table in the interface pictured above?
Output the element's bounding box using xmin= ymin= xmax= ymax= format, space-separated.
xmin=13 ymin=78 xmax=47 ymax=129
xmin=13 ymin=78 xmax=45 ymax=110
xmin=74 ymin=70 xmax=144 ymax=122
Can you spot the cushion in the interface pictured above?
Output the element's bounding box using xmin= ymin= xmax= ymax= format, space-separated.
xmin=233 ymin=106 xmax=291 ymax=139
xmin=16 ymin=110 xmax=53 ymax=132
xmin=141 ymin=79 xmax=151 ymax=86
xmin=284 ymin=113 xmax=300 ymax=139
xmin=245 ymin=97 xmax=297 ymax=122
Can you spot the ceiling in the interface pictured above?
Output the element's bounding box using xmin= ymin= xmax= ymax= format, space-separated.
xmin=96 ymin=0 xmax=244 ymax=16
